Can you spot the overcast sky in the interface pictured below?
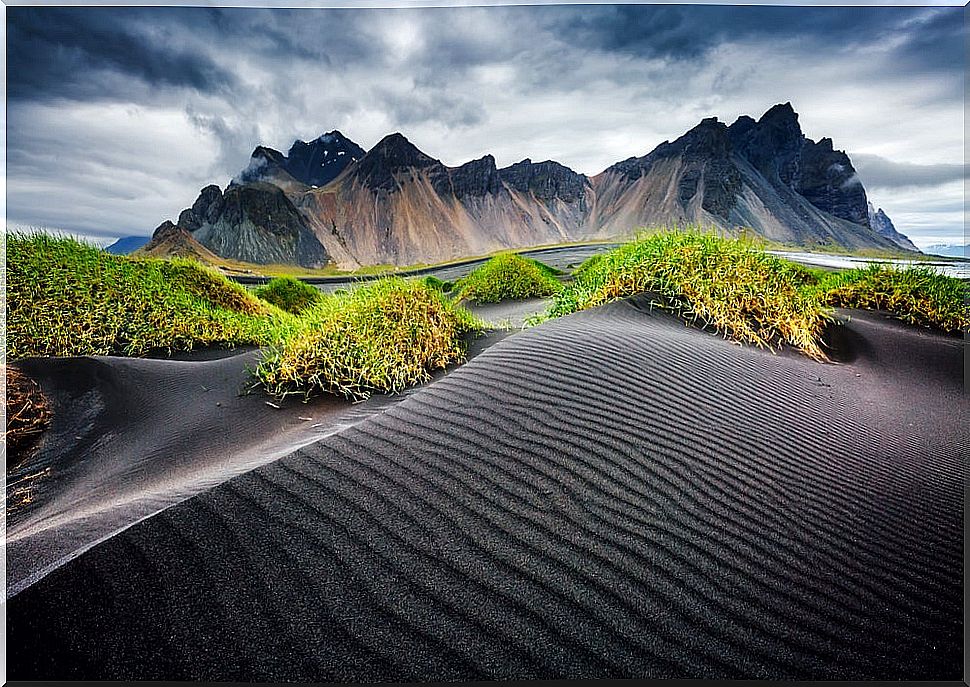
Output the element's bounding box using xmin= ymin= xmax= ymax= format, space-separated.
xmin=6 ymin=3 xmax=965 ymax=248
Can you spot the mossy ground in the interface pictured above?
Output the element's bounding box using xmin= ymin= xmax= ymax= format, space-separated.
xmin=544 ymin=230 xmax=830 ymax=358
xmin=8 ymin=235 xmax=484 ymax=401
xmin=10 ymin=232 xmax=965 ymax=404
xmin=817 ymin=264 xmax=968 ymax=334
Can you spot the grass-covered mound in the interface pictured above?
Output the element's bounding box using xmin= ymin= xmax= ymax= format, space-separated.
xmin=7 ymin=234 xmax=296 ymax=358
xmin=256 ymin=277 xmax=483 ymax=400
xmin=454 ymin=253 xmax=562 ymax=304
xmin=819 ymin=264 xmax=968 ymax=334
xmin=254 ymin=276 xmax=322 ymax=314
xmin=546 ymin=231 xmax=830 ymax=358
xmin=527 ymin=257 xmax=565 ymax=278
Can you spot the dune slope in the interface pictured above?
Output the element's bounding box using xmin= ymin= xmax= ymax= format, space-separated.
xmin=5 ymin=350 xmax=389 ymax=596
xmin=7 ymin=302 xmax=965 ymax=680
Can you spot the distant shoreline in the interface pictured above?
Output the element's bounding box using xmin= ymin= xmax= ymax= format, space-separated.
xmin=226 ymin=241 xmax=970 ymax=287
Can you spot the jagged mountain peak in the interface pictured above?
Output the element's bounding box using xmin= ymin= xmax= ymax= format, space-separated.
xmin=285 ymin=131 xmax=366 ymax=187
xmin=368 ymin=133 xmax=438 ymax=166
xmin=759 ymin=101 xmax=798 ymax=125
xmin=314 ymin=129 xmax=351 ymax=144
xmin=498 ymin=158 xmax=590 ymax=203
xmin=867 ymin=202 xmax=918 ymax=252
xmin=252 ymin=146 xmax=286 ymax=164
xmin=234 ymin=147 xmax=287 ymax=185
xmin=348 ymin=133 xmax=444 ymax=192
xmin=157 ymin=104 xmax=910 ymax=270
xmin=450 ymin=154 xmax=502 ymax=198
xmin=288 ymin=130 xmax=361 ymax=156
xmin=235 ymin=131 xmax=366 ymax=188
xmin=671 ymin=117 xmax=733 ymax=158
xmin=752 ymin=102 xmax=803 ymax=143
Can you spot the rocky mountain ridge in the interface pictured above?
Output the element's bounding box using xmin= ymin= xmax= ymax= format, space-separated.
xmin=868 ymin=202 xmax=919 ymax=252
xmin=145 ymin=104 xmax=914 ymax=268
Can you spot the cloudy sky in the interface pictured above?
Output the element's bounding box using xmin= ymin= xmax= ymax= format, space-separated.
xmin=6 ymin=2 xmax=965 ymax=248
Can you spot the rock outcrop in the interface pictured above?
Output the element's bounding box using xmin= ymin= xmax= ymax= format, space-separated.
xmin=139 ymin=221 xmax=222 ymax=262
xmin=868 ymin=202 xmax=919 ymax=252
xmin=153 ymin=183 xmax=329 ymax=268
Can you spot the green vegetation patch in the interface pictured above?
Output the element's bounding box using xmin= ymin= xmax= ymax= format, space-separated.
xmin=254 ymin=276 xmax=323 ymax=314
xmin=256 ymin=277 xmax=483 ymax=399
xmin=7 ymin=233 xmax=296 ymax=358
xmin=421 ymin=275 xmax=454 ymax=293
xmin=819 ymin=264 xmax=968 ymax=334
xmin=454 ymin=253 xmax=562 ymax=304
xmin=546 ymin=230 xmax=830 ymax=358
xmin=526 ymin=257 xmax=564 ymax=278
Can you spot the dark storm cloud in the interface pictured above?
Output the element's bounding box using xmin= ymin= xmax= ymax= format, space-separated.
xmin=7 ymin=7 xmax=238 ymax=101
xmin=550 ymin=4 xmax=962 ymax=73
xmin=853 ymin=154 xmax=964 ymax=190
xmin=888 ymin=8 xmax=966 ymax=76
xmin=9 ymin=6 xmax=962 ymax=105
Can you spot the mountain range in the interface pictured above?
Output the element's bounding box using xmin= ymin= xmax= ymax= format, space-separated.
xmin=923 ymin=244 xmax=968 ymax=258
xmin=141 ymin=103 xmax=917 ymax=268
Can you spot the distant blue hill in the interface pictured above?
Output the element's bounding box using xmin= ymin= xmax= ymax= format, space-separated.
xmin=104 ymin=236 xmax=150 ymax=254
xmin=924 ymin=244 xmax=968 ymax=258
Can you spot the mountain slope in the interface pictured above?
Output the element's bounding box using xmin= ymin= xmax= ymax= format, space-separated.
xmin=590 ymin=104 xmax=903 ymax=251
xmin=152 ymin=183 xmax=329 ymax=268
xmin=298 ymin=135 xmax=592 ymax=267
xmin=138 ymin=221 xmax=223 ymax=262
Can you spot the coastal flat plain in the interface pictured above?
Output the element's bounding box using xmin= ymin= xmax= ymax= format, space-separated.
xmin=6 ymin=292 xmax=965 ymax=680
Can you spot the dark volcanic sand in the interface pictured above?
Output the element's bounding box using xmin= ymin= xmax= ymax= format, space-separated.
xmin=7 ymin=330 xmax=508 ymax=597
xmin=7 ymin=300 xmax=966 ymax=680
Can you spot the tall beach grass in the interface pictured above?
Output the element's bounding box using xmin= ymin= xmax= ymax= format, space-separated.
xmin=255 ymin=277 xmax=483 ymax=400
xmin=7 ymin=233 xmax=296 ymax=358
xmin=454 ymin=253 xmax=562 ymax=304
xmin=546 ymin=230 xmax=831 ymax=358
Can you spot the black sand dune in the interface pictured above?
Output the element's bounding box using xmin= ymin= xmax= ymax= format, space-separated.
xmin=466 ymin=296 xmax=552 ymax=329
xmin=7 ymin=331 xmax=510 ymax=598
xmin=6 ymin=350 xmax=374 ymax=596
xmin=7 ymin=300 xmax=965 ymax=680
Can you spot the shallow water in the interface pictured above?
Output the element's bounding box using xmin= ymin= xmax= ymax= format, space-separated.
xmin=770 ymin=250 xmax=970 ymax=279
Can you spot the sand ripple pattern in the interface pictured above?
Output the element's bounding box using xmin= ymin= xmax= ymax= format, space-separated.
xmin=8 ymin=300 xmax=965 ymax=680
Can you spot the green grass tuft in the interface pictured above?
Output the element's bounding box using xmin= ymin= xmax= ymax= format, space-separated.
xmin=421 ymin=275 xmax=454 ymax=293
xmin=454 ymin=253 xmax=562 ymax=304
xmin=254 ymin=276 xmax=322 ymax=314
xmin=545 ymin=229 xmax=831 ymax=358
xmin=255 ymin=277 xmax=484 ymax=400
xmin=7 ymin=233 xmax=297 ymax=358
xmin=819 ymin=264 xmax=968 ymax=334
xmin=526 ymin=257 xmax=564 ymax=278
